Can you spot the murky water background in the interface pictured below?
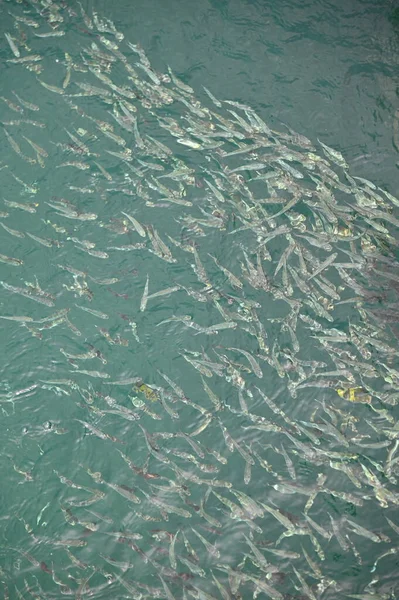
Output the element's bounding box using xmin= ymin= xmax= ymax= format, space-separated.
xmin=0 ymin=0 xmax=399 ymax=598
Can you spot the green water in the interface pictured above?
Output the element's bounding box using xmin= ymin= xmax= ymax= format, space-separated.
xmin=0 ymin=0 xmax=398 ymax=599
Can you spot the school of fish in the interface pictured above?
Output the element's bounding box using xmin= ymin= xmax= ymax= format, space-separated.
xmin=1 ymin=1 xmax=399 ymax=599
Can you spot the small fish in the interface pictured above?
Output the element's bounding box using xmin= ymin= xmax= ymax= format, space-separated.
xmin=280 ymin=443 xmax=296 ymax=480
xmin=63 ymin=53 xmax=72 ymax=89
xmin=49 ymin=538 xmax=87 ymax=548
xmin=72 ymin=369 xmax=110 ymax=379
xmin=0 ymin=315 xmax=33 ymax=322
xmin=318 ymin=138 xmax=349 ymax=169
xmin=0 ymin=253 xmax=23 ymax=266
xmin=3 ymin=118 xmax=44 ymax=128
xmin=56 ymin=161 xmax=90 ymax=171
xmin=4 ymin=129 xmax=23 ymax=155
xmin=104 ymin=480 xmax=141 ymax=504
xmin=75 ymin=419 xmax=123 ymax=444
xmin=203 ymin=86 xmax=222 ymax=107
xmin=120 ymin=210 xmax=146 ymax=237
xmin=22 ymin=135 xmax=48 ymax=159
xmin=329 ymin=514 xmax=349 ymax=551
xmin=228 ymin=347 xmax=263 ymax=378
xmin=140 ymin=275 xmax=149 ymax=312
xmin=5 ymin=33 xmax=20 ymax=58
xmin=177 ymin=137 xmax=201 ymax=149
xmin=167 ymin=65 xmax=195 ymax=94
xmin=346 ymin=518 xmax=389 ymax=543
xmin=34 ymin=30 xmax=66 ymax=38
xmin=208 ymin=253 xmax=243 ymax=288
xmin=0 ymin=222 xmax=25 ymax=239
xmin=190 ymin=414 xmax=213 ymax=437
xmin=191 ymin=527 xmax=220 ymax=559
xmin=169 ymin=530 xmax=179 ymax=570
xmin=4 ymin=199 xmax=38 ymax=213
xmin=89 ymin=276 xmax=119 ymax=285
xmin=74 ymin=305 xmax=109 ymax=320
xmin=11 ymin=14 xmax=39 ymax=27
xmin=10 ymin=173 xmax=38 ymax=194
xmin=146 ymin=285 xmax=180 ymax=301
xmin=13 ymin=549 xmax=52 ymax=574
xmin=292 ymin=566 xmax=318 ymax=600
xmin=38 ymin=80 xmax=64 ymax=94
xmin=307 ymin=253 xmax=338 ymax=281
xmin=7 ymin=55 xmax=42 ymax=64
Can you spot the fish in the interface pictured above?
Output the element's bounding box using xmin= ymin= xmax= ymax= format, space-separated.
xmin=104 ymin=480 xmax=141 ymax=504
xmin=74 ymin=305 xmax=109 ymax=320
xmin=203 ymin=87 xmax=222 ymax=107
xmin=346 ymin=518 xmax=389 ymax=543
xmin=142 ymin=490 xmax=191 ymax=518
xmin=72 ymin=369 xmax=110 ymax=379
xmin=0 ymin=315 xmax=33 ymax=322
xmin=140 ymin=275 xmax=149 ymax=312
xmin=0 ymin=222 xmax=25 ymax=238
xmin=190 ymin=527 xmax=220 ymax=559
xmin=292 ymin=566 xmax=318 ymax=600
xmin=307 ymin=252 xmax=338 ymax=281
xmin=208 ymin=253 xmax=243 ymax=289
xmin=318 ymin=139 xmax=349 ymax=169
xmin=169 ymin=530 xmax=178 ymax=570
xmin=4 ymin=199 xmax=38 ymax=213
xmin=0 ymin=254 xmax=23 ymax=266
xmin=22 ymin=135 xmax=48 ymax=158
xmin=121 ymin=211 xmax=147 ymax=237
xmin=5 ymin=33 xmax=20 ymax=58
xmin=199 ymin=321 xmax=237 ymax=335
xmin=6 ymin=55 xmax=42 ymax=63
xmin=75 ymin=419 xmax=123 ymax=444
xmin=228 ymin=347 xmax=263 ymax=378
xmin=146 ymin=285 xmax=180 ymax=301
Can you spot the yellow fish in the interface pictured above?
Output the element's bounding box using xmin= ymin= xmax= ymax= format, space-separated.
xmin=336 ymin=387 xmax=371 ymax=404
xmin=134 ymin=382 xmax=158 ymax=402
